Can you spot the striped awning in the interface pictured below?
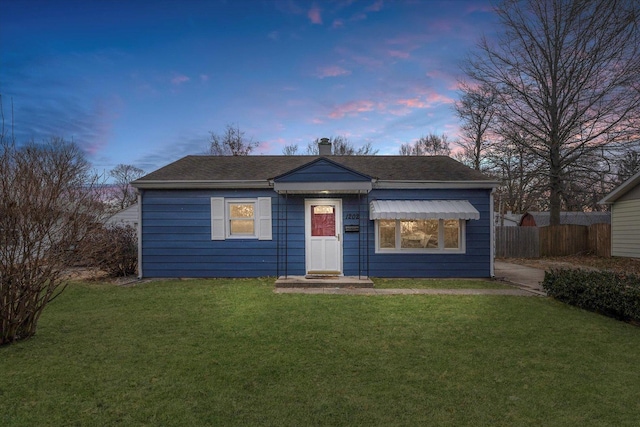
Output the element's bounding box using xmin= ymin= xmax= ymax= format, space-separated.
xmin=369 ymin=200 xmax=480 ymax=220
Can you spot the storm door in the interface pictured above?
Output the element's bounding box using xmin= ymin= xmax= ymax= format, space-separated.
xmin=305 ymin=199 xmax=342 ymax=274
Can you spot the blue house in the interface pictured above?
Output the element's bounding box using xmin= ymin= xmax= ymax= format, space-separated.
xmin=132 ymin=144 xmax=499 ymax=279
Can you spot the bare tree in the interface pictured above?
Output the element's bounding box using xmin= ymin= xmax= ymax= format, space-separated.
xmin=109 ymin=164 xmax=145 ymax=211
xmin=486 ymin=133 xmax=547 ymax=214
xmin=615 ymin=149 xmax=640 ymax=184
xmin=209 ymin=124 xmax=259 ymax=156
xmin=464 ymin=0 xmax=640 ymax=224
xmin=454 ymin=82 xmax=497 ymax=170
xmin=1 ymin=137 xmax=106 ymax=345
xmin=282 ymin=144 xmax=299 ymax=155
xmin=399 ymin=133 xmax=451 ymax=156
xmin=304 ymin=136 xmax=378 ymax=155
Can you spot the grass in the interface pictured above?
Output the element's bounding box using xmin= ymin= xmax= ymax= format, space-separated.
xmin=2 ymin=278 xmax=639 ymax=426
xmin=374 ymin=277 xmax=514 ymax=289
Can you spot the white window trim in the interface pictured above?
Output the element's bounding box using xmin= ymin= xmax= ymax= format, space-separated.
xmin=211 ymin=197 xmax=272 ymax=241
xmin=374 ymin=219 xmax=466 ymax=254
xmin=226 ymin=199 xmax=257 ymax=239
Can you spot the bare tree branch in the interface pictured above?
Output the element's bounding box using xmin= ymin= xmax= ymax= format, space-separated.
xmin=464 ymin=0 xmax=640 ymax=224
xmin=399 ymin=134 xmax=452 ymax=156
xmin=109 ymin=164 xmax=145 ymax=211
xmin=305 ymin=136 xmax=378 ymax=155
xmin=208 ymin=124 xmax=259 ymax=156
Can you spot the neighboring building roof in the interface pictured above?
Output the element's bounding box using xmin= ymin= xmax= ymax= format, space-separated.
xmin=105 ymin=203 xmax=139 ymax=227
xmin=494 ymin=212 xmax=523 ymax=226
xmin=132 ymin=155 xmax=498 ymax=189
xmin=519 ymin=211 xmax=611 ymax=226
xmin=599 ymin=170 xmax=640 ymax=204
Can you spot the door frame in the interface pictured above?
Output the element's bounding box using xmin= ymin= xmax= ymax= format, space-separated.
xmin=304 ymin=198 xmax=343 ymax=275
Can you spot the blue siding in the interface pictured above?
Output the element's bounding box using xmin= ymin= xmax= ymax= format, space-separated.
xmin=365 ymin=189 xmax=492 ymax=278
xmin=141 ymin=189 xmax=279 ymax=278
xmin=275 ymin=158 xmax=370 ymax=183
xmin=140 ymin=187 xmax=492 ymax=278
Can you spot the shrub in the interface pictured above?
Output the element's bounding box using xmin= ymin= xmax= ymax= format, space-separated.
xmin=542 ymin=269 xmax=640 ymax=323
xmin=1 ymin=138 xmax=106 ymax=345
xmin=84 ymin=225 xmax=138 ymax=277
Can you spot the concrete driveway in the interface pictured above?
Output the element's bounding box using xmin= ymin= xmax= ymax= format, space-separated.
xmin=494 ymin=261 xmax=547 ymax=295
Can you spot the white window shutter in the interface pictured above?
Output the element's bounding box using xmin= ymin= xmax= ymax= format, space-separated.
xmin=257 ymin=197 xmax=272 ymax=240
xmin=210 ymin=197 xmax=225 ymax=240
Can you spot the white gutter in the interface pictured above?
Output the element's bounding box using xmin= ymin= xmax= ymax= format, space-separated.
xmin=374 ymin=180 xmax=500 ymax=189
xmin=132 ymin=180 xmax=271 ymax=190
xmin=273 ymin=181 xmax=372 ymax=193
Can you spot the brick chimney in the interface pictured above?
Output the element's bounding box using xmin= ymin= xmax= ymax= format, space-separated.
xmin=318 ymin=137 xmax=332 ymax=156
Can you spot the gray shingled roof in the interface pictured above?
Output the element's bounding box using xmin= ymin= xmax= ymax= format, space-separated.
xmin=521 ymin=211 xmax=611 ymax=226
xmin=133 ymin=155 xmax=494 ymax=186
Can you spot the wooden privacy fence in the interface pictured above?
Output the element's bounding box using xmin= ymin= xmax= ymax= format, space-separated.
xmin=588 ymin=223 xmax=611 ymax=258
xmin=495 ymin=224 xmax=611 ymax=258
xmin=539 ymin=225 xmax=587 ymax=256
xmin=495 ymin=226 xmax=539 ymax=258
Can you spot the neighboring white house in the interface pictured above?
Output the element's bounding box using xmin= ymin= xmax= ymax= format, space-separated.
xmin=494 ymin=211 xmax=522 ymax=227
xmin=105 ymin=203 xmax=139 ymax=228
xmin=599 ymin=171 xmax=640 ymax=258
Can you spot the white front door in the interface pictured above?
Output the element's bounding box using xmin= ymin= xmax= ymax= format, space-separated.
xmin=305 ymin=199 xmax=342 ymax=275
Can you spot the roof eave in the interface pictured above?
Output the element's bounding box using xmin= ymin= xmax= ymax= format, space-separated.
xmin=131 ymin=179 xmax=500 ymax=190
xmin=131 ymin=180 xmax=271 ymax=190
xmin=374 ymin=180 xmax=500 ymax=189
xmin=599 ymin=170 xmax=640 ymax=204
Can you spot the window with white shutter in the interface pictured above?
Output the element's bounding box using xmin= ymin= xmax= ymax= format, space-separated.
xmin=211 ymin=197 xmax=272 ymax=240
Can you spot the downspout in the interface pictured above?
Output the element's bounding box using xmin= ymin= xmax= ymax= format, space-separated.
xmin=490 ymin=188 xmax=495 ymax=278
xmin=285 ymin=191 xmax=289 ymax=278
xmin=358 ymin=192 xmax=362 ymax=279
xmin=137 ymin=191 xmax=143 ymax=279
xmin=276 ymin=192 xmax=279 ymax=278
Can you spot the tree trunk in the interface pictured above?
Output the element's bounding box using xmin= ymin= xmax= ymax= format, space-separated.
xmin=549 ymin=143 xmax=562 ymax=226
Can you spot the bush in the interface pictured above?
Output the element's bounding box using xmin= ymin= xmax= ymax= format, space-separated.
xmin=542 ymin=269 xmax=640 ymax=323
xmin=84 ymin=225 xmax=138 ymax=277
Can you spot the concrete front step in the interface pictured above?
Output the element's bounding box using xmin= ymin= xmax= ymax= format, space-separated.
xmin=275 ymin=276 xmax=374 ymax=288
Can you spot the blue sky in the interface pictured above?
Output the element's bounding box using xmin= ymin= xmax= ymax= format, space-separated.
xmin=1 ymin=0 xmax=497 ymax=176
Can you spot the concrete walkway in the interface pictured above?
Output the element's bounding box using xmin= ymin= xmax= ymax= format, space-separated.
xmin=274 ymin=287 xmax=534 ymax=296
xmin=494 ymin=261 xmax=547 ymax=296
xmin=274 ymin=262 xmax=547 ymax=296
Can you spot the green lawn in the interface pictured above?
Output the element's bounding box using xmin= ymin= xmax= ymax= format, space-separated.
xmin=2 ymin=279 xmax=639 ymax=426
xmin=374 ymin=277 xmax=514 ymax=289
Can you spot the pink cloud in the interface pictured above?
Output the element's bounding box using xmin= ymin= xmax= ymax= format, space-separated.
xmin=389 ymin=92 xmax=454 ymax=116
xmin=329 ymin=100 xmax=377 ymax=119
xmin=426 ymin=92 xmax=454 ymax=104
xmin=332 ymin=19 xmax=344 ymax=28
xmin=200 ymin=74 xmax=209 ymax=82
xmin=366 ymin=0 xmax=383 ymax=12
xmin=334 ymin=46 xmax=384 ymax=69
xmin=466 ymin=4 xmax=494 ymax=14
xmin=308 ymin=6 xmax=322 ymax=24
xmin=171 ymin=74 xmax=190 ymax=85
xmin=268 ymin=31 xmax=279 ymax=41
xmin=426 ymin=69 xmax=462 ymax=91
xmin=397 ymin=98 xmax=428 ymax=108
xmin=388 ymin=50 xmax=410 ymax=59
xmin=316 ymin=65 xmax=351 ymax=79
xmin=430 ymin=19 xmax=452 ymax=32
xmin=83 ymin=96 xmax=122 ymax=156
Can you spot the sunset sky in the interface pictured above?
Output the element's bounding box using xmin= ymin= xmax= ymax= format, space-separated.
xmin=1 ymin=0 xmax=498 ymax=176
